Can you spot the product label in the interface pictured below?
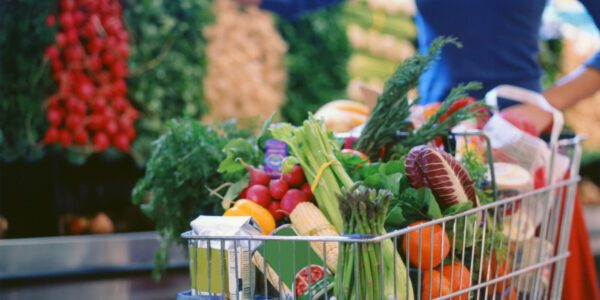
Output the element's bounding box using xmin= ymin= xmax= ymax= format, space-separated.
xmin=264 ymin=139 xmax=287 ymax=178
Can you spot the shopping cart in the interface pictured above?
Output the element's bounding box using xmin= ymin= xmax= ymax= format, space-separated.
xmin=179 ymin=128 xmax=582 ymax=300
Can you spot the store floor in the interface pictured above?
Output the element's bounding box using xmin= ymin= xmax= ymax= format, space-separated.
xmin=0 ymin=269 xmax=189 ymax=300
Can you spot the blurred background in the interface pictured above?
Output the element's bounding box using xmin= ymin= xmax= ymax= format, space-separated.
xmin=1 ymin=0 xmax=600 ymax=298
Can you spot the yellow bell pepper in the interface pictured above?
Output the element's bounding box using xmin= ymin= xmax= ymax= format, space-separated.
xmin=223 ymin=199 xmax=275 ymax=234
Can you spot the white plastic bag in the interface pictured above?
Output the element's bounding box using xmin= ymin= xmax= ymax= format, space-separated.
xmin=484 ymin=85 xmax=570 ymax=226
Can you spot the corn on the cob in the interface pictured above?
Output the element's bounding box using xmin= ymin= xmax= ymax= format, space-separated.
xmin=290 ymin=202 xmax=339 ymax=271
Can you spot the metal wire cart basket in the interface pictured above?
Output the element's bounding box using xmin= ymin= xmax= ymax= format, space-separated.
xmin=180 ymin=131 xmax=583 ymax=300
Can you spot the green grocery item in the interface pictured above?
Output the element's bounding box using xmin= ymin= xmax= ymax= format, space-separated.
xmin=254 ymin=225 xmax=334 ymax=300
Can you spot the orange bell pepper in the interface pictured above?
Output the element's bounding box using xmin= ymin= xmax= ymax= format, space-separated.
xmin=223 ymin=199 xmax=275 ymax=234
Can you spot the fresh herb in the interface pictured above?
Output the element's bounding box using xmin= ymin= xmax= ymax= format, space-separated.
xmin=398 ymin=83 xmax=485 ymax=152
xmin=335 ymin=185 xmax=414 ymax=300
xmin=356 ymin=36 xmax=487 ymax=161
xmin=132 ymin=119 xmax=249 ymax=278
xmin=356 ymin=37 xmax=459 ymax=160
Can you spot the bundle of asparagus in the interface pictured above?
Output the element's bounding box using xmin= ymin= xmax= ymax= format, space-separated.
xmin=335 ymin=185 xmax=414 ymax=300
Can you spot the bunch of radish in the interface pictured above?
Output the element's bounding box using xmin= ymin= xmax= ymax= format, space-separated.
xmin=43 ymin=0 xmax=137 ymax=152
xmin=239 ymin=164 xmax=314 ymax=221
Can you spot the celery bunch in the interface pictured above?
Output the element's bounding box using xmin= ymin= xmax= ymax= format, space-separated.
xmin=335 ymin=186 xmax=414 ymax=300
xmin=270 ymin=116 xmax=352 ymax=232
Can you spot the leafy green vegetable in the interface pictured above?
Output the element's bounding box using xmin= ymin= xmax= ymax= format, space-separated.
xmin=0 ymin=0 xmax=55 ymax=162
xmin=277 ymin=5 xmax=350 ymax=125
xmin=132 ymin=119 xmax=249 ymax=278
xmin=218 ymin=138 xmax=261 ymax=175
xmin=123 ymin=0 xmax=213 ymax=165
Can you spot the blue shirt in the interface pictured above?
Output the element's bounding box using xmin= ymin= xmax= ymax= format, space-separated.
xmin=261 ymin=0 xmax=600 ymax=104
xmin=416 ymin=0 xmax=600 ymax=104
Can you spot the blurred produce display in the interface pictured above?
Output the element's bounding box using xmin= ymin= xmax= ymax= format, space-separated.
xmin=0 ymin=0 xmax=54 ymax=162
xmin=124 ymin=0 xmax=212 ymax=163
xmin=203 ymin=0 xmax=287 ymax=124
xmin=43 ymin=0 xmax=138 ymax=157
xmin=278 ymin=5 xmax=351 ymax=125
xmin=343 ymin=0 xmax=417 ymax=100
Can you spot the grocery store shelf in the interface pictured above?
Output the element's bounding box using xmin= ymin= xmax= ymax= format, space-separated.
xmin=0 ymin=231 xmax=187 ymax=281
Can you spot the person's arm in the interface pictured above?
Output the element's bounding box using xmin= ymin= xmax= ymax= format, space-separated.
xmin=503 ymin=0 xmax=600 ymax=134
xmin=236 ymin=0 xmax=344 ymax=20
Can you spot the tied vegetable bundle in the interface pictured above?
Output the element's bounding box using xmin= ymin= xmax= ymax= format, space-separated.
xmin=270 ymin=118 xmax=414 ymax=300
xmin=336 ymin=186 xmax=414 ymax=300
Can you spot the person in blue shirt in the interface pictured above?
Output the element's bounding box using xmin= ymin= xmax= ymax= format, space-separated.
xmin=238 ymin=0 xmax=600 ymax=133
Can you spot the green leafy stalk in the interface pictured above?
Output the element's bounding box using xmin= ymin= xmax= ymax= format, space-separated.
xmin=271 ymin=116 xmax=353 ymax=232
xmin=397 ymin=82 xmax=485 ymax=152
xmin=357 ymin=36 xmax=461 ymax=161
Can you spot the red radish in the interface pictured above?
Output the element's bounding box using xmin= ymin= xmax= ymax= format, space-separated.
xmin=87 ymin=37 xmax=103 ymax=53
xmin=301 ymin=183 xmax=314 ymax=202
xmin=66 ymin=115 xmax=84 ymax=131
xmin=44 ymin=45 xmax=59 ymax=60
xmin=124 ymin=126 xmax=136 ymax=140
xmin=60 ymin=0 xmax=76 ymax=11
xmin=268 ymin=201 xmax=284 ymax=221
xmin=113 ymin=133 xmax=130 ymax=152
xmin=280 ymin=189 xmax=308 ymax=215
xmin=59 ymin=12 xmax=75 ymax=28
xmin=59 ymin=130 xmax=72 ymax=147
xmin=269 ymin=179 xmax=288 ymax=200
xmin=112 ymin=80 xmax=127 ymax=96
xmin=77 ymin=82 xmax=95 ymax=100
xmin=283 ymin=164 xmax=306 ymax=188
xmin=56 ymin=33 xmax=67 ymax=47
xmin=73 ymin=10 xmax=85 ymax=25
xmin=93 ymin=132 xmax=110 ymax=151
xmin=88 ymin=113 xmax=106 ymax=130
xmin=92 ymin=97 xmax=107 ymax=111
xmin=47 ymin=108 xmax=63 ymax=126
xmin=46 ymin=15 xmax=56 ymax=27
xmin=241 ymin=162 xmax=270 ymax=186
xmin=73 ymin=130 xmax=89 ymax=145
xmin=65 ymin=29 xmax=78 ymax=44
xmin=246 ymin=185 xmax=270 ymax=208
xmin=44 ymin=127 xmax=60 ymax=143
xmin=238 ymin=187 xmax=249 ymax=200
xmin=105 ymin=121 xmax=118 ymax=135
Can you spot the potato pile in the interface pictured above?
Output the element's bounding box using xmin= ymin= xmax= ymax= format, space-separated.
xmin=203 ymin=0 xmax=287 ymax=123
